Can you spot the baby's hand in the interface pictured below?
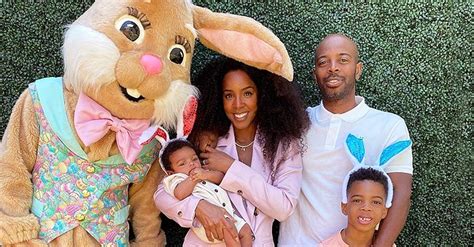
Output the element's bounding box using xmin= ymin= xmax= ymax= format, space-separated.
xmin=190 ymin=167 xmax=207 ymax=182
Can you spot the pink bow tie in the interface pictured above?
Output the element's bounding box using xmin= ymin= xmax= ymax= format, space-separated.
xmin=74 ymin=93 xmax=151 ymax=164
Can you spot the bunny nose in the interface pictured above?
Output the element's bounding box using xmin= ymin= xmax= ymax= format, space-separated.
xmin=140 ymin=54 xmax=163 ymax=75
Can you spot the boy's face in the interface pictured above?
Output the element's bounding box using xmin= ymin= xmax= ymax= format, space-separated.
xmin=169 ymin=146 xmax=201 ymax=175
xmin=341 ymin=180 xmax=388 ymax=232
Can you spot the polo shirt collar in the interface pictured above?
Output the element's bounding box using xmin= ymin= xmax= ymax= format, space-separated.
xmin=316 ymin=96 xmax=370 ymax=123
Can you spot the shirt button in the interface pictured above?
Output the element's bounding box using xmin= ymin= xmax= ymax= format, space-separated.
xmin=177 ymin=211 xmax=183 ymax=217
xmin=86 ymin=165 xmax=95 ymax=173
xmin=75 ymin=213 xmax=85 ymax=221
xmin=201 ymin=181 xmax=206 ymax=185
xmin=214 ymin=189 xmax=218 ymax=192
xmin=222 ymin=203 xmax=226 ymax=207
xmin=252 ymin=234 xmax=255 ymax=240
xmin=237 ymin=190 xmax=243 ymax=195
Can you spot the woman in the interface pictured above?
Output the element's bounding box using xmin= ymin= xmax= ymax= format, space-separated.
xmin=154 ymin=57 xmax=309 ymax=246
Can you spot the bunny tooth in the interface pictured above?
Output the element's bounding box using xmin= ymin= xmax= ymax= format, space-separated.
xmin=126 ymin=88 xmax=142 ymax=99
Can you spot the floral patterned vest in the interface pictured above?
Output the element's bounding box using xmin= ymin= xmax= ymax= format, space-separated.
xmin=29 ymin=77 xmax=159 ymax=246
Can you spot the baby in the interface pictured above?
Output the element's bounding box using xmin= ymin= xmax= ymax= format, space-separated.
xmin=160 ymin=139 xmax=253 ymax=246
xmin=320 ymin=167 xmax=393 ymax=247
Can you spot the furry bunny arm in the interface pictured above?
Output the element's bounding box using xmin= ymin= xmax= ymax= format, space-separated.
xmin=0 ymin=212 xmax=41 ymax=245
xmin=129 ymin=160 xmax=166 ymax=246
xmin=2 ymin=238 xmax=47 ymax=247
xmin=0 ymin=90 xmax=39 ymax=216
xmin=0 ymin=90 xmax=41 ymax=245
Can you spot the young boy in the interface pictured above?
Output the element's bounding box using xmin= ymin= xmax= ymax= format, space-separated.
xmin=159 ymin=139 xmax=253 ymax=247
xmin=320 ymin=167 xmax=392 ymax=247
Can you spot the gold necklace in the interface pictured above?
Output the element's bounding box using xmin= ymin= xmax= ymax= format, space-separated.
xmin=235 ymin=140 xmax=254 ymax=151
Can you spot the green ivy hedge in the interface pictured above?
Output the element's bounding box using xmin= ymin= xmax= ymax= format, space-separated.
xmin=1 ymin=1 xmax=471 ymax=246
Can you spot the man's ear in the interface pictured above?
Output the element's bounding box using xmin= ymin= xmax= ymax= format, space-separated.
xmin=192 ymin=5 xmax=293 ymax=81
xmin=341 ymin=202 xmax=348 ymax=216
xmin=355 ymin=62 xmax=363 ymax=81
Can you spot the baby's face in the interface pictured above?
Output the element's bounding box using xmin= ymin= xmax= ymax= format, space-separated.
xmin=169 ymin=146 xmax=201 ymax=175
xmin=341 ymin=180 xmax=388 ymax=232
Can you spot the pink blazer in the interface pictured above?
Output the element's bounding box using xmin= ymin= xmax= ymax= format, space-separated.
xmin=154 ymin=127 xmax=303 ymax=246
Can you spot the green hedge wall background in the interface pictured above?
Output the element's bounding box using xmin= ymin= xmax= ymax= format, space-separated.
xmin=1 ymin=1 xmax=471 ymax=246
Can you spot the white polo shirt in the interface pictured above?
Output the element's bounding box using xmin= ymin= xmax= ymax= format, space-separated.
xmin=278 ymin=96 xmax=413 ymax=246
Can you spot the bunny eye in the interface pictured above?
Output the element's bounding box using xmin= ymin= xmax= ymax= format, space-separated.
xmin=115 ymin=7 xmax=150 ymax=44
xmin=117 ymin=19 xmax=142 ymax=42
xmin=168 ymin=45 xmax=186 ymax=65
xmin=168 ymin=35 xmax=191 ymax=66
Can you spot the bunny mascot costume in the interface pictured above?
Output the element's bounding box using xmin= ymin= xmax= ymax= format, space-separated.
xmin=0 ymin=0 xmax=294 ymax=246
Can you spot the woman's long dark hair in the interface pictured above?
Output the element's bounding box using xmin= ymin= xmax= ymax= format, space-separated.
xmin=189 ymin=56 xmax=309 ymax=173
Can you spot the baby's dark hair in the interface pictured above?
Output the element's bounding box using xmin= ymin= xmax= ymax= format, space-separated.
xmin=160 ymin=139 xmax=197 ymax=171
xmin=347 ymin=167 xmax=389 ymax=197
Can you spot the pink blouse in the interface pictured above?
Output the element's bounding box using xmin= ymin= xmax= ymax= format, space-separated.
xmin=154 ymin=126 xmax=303 ymax=246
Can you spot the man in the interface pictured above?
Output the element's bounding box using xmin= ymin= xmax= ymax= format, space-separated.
xmin=278 ymin=33 xmax=413 ymax=246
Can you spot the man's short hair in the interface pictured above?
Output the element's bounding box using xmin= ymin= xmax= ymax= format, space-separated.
xmin=315 ymin=33 xmax=360 ymax=62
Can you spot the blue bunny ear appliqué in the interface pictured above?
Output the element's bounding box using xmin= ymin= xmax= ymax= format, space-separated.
xmin=345 ymin=134 xmax=365 ymax=164
xmin=379 ymin=140 xmax=412 ymax=166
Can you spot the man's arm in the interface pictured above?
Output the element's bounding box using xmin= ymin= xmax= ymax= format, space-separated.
xmin=374 ymin=172 xmax=412 ymax=247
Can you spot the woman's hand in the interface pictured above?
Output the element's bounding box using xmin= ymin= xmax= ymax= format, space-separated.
xmin=200 ymin=146 xmax=234 ymax=173
xmin=195 ymin=200 xmax=237 ymax=242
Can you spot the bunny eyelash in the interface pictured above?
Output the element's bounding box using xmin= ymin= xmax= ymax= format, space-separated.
xmin=175 ymin=35 xmax=191 ymax=53
xmin=127 ymin=7 xmax=151 ymax=30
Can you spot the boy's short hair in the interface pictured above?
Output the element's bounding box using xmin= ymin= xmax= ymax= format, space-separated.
xmin=160 ymin=139 xmax=196 ymax=171
xmin=347 ymin=167 xmax=389 ymax=197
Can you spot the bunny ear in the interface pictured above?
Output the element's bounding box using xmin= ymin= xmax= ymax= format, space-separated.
xmin=192 ymin=5 xmax=293 ymax=81
xmin=139 ymin=125 xmax=169 ymax=146
xmin=379 ymin=140 xmax=412 ymax=167
xmin=341 ymin=134 xmax=365 ymax=205
xmin=341 ymin=167 xmax=358 ymax=204
xmin=384 ymin=171 xmax=394 ymax=208
xmin=345 ymin=134 xmax=365 ymax=165
xmin=176 ymin=95 xmax=198 ymax=138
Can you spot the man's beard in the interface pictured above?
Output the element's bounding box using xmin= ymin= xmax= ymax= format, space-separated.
xmin=321 ymin=81 xmax=354 ymax=101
